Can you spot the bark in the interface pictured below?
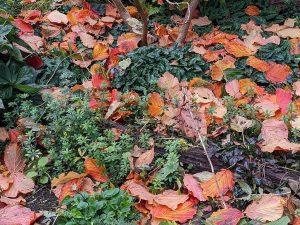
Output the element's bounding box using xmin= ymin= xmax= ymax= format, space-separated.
xmin=156 ymin=144 xmax=300 ymax=185
xmin=176 ymin=0 xmax=200 ymax=45
xmin=133 ymin=0 xmax=148 ymax=46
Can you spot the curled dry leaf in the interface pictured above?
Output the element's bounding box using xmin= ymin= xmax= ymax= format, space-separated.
xmin=51 ymin=171 xmax=86 ymax=188
xmin=206 ymin=208 xmax=244 ymax=225
xmin=183 ymin=174 xmax=206 ymax=201
xmin=84 ymin=157 xmax=108 ymax=182
xmin=200 ymin=169 xmax=234 ymax=199
xmin=245 ymin=195 xmax=285 ymax=222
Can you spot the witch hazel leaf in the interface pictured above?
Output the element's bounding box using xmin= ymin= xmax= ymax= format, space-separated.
xmin=84 ymin=157 xmax=108 ymax=182
xmin=265 ymin=63 xmax=292 ymax=84
xmin=206 ymin=208 xmax=244 ymax=225
xmin=0 ymin=205 xmax=41 ymax=225
xmin=245 ymin=195 xmax=285 ymax=222
xmin=148 ymin=198 xmax=198 ymax=223
xmin=4 ymin=143 xmax=25 ymax=174
xmin=148 ymin=92 xmax=164 ymax=117
xmin=200 ymin=169 xmax=234 ymax=199
xmin=183 ymin=174 xmax=206 ymax=201
xmin=224 ymin=40 xmax=252 ymax=57
xmin=154 ymin=190 xmax=189 ymax=210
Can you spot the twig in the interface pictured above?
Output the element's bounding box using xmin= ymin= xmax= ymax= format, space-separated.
xmin=133 ymin=0 xmax=148 ymax=46
xmin=165 ymin=0 xmax=191 ymax=24
xmin=182 ymin=87 xmax=227 ymax=209
xmin=175 ymin=0 xmax=200 ymax=45
xmin=111 ymin=0 xmax=133 ymax=32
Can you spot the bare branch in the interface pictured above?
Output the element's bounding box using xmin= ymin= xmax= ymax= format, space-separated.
xmin=133 ymin=0 xmax=148 ymax=46
xmin=176 ymin=0 xmax=199 ymax=45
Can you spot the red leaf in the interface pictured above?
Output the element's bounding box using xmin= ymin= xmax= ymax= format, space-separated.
xmin=265 ymin=63 xmax=292 ymax=83
xmin=84 ymin=158 xmax=108 ymax=182
xmin=0 ymin=205 xmax=41 ymax=225
xmin=225 ymin=80 xmax=242 ymax=99
xmin=276 ymin=88 xmax=292 ymax=113
xmin=4 ymin=143 xmax=25 ymax=174
xmin=183 ymin=174 xmax=206 ymax=201
xmin=26 ymin=55 xmax=44 ymax=69
xmin=148 ymin=198 xmax=198 ymax=223
xmin=206 ymin=208 xmax=244 ymax=225
xmin=0 ymin=174 xmax=10 ymax=191
xmin=117 ymin=33 xmax=141 ymax=54
xmin=11 ymin=19 xmax=33 ymax=33
xmin=92 ymin=75 xmax=110 ymax=89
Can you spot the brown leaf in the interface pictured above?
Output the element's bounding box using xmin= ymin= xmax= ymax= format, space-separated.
xmin=0 ymin=127 xmax=9 ymax=142
xmin=0 ymin=174 xmax=10 ymax=191
xmin=225 ymin=80 xmax=242 ymax=99
xmin=230 ymin=115 xmax=253 ymax=132
xmin=51 ymin=172 xmax=86 ymax=188
xmin=4 ymin=143 xmax=25 ymax=175
xmin=135 ymin=146 xmax=155 ymax=168
xmin=245 ymin=195 xmax=285 ymax=222
xmin=126 ymin=181 xmax=155 ymax=203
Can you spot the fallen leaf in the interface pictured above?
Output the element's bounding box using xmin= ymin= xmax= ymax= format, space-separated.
xmin=51 ymin=172 xmax=86 ymax=188
xmin=84 ymin=157 xmax=108 ymax=182
xmin=4 ymin=172 xmax=34 ymax=198
xmin=200 ymin=169 xmax=234 ymax=199
xmin=4 ymin=143 xmax=25 ymax=175
xmin=206 ymin=208 xmax=244 ymax=225
xmin=225 ymin=80 xmax=242 ymax=99
xmin=79 ymin=32 xmax=96 ymax=48
xmin=277 ymin=28 xmax=300 ymax=38
xmin=191 ymin=16 xmax=212 ymax=27
xmin=224 ymin=40 xmax=252 ymax=57
xmin=157 ymin=72 xmax=179 ymax=91
xmin=245 ymin=5 xmax=260 ymax=16
xmin=291 ymin=116 xmax=300 ymax=129
xmin=0 ymin=205 xmax=41 ymax=225
xmin=230 ymin=115 xmax=253 ymax=132
xmin=265 ymin=63 xmax=292 ymax=83
xmin=148 ymin=92 xmax=164 ymax=117
xmin=47 ymin=10 xmax=68 ymax=24
xmin=290 ymin=38 xmax=300 ymax=54
xmin=293 ymin=80 xmax=300 ymax=96
xmin=117 ymin=32 xmax=141 ymax=53
xmin=148 ymin=198 xmax=198 ymax=223
xmin=183 ymin=174 xmax=206 ymax=201
xmin=246 ymin=56 xmax=270 ymax=72
xmin=0 ymin=128 xmax=9 ymax=142
xmin=11 ymin=19 xmax=33 ymax=33
xmin=126 ymin=182 xmax=155 ymax=203
xmin=211 ymin=58 xmax=235 ymax=81
xmin=245 ymin=195 xmax=285 ymax=222
xmin=0 ymin=174 xmax=10 ymax=191
xmin=154 ymin=190 xmax=189 ymax=210
xmin=93 ymin=42 xmax=109 ymax=61
xmin=135 ymin=146 xmax=155 ymax=168
xmin=0 ymin=196 xmax=26 ymax=206
xmin=276 ymin=88 xmax=292 ymax=113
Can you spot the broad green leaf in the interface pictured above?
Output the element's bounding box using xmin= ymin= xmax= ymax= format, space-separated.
xmin=265 ymin=216 xmax=290 ymax=225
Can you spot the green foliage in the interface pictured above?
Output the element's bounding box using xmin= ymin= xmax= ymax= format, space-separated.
xmin=58 ymin=188 xmax=140 ymax=225
xmin=112 ymin=44 xmax=208 ymax=94
xmin=5 ymin=91 xmax=134 ymax=184
xmin=26 ymin=156 xmax=50 ymax=184
xmin=150 ymin=140 xmax=183 ymax=192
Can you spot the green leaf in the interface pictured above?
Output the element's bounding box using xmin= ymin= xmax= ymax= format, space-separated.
xmin=238 ymin=180 xmax=252 ymax=195
xmin=27 ymin=171 xmax=38 ymax=178
xmin=38 ymin=157 xmax=49 ymax=167
xmin=0 ymin=86 xmax=13 ymax=99
xmin=39 ymin=176 xmax=49 ymax=184
xmin=0 ymin=24 xmax=13 ymax=39
xmin=14 ymin=84 xmax=40 ymax=94
xmin=265 ymin=216 xmax=290 ymax=225
xmin=224 ymin=68 xmax=245 ymax=81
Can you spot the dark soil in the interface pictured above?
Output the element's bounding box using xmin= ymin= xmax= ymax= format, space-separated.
xmin=26 ymin=184 xmax=58 ymax=225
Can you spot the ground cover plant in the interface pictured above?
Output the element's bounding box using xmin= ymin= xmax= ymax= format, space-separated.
xmin=0 ymin=0 xmax=300 ymax=224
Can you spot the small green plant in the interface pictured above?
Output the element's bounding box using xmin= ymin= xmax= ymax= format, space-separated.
xmin=26 ymin=156 xmax=50 ymax=184
xmin=58 ymin=188 xmax=141 ymax=225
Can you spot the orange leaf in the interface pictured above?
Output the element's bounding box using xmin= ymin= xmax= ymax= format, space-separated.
xmin=126 ymin=181 xmax=155 ymax=203
xmin=148 ymin=198 xmax=198 ymax=223
xmin=290 ymin=38 xmax=300 ymax=54
xmin=93 ymin=43 xmax=109 ymax=61
xmin=239 ymin=78 xmax=265 ymax=95
xmin=126 ymin=6 xmax=138 ymax=17
xmin=203 ymin=51 xmax=219 ymax=62
xmin=245 ymin=6 xmax=260 ymax=16
xmin=245 ymin=195 xmax=285 ymax=222
xmin=51 ymin=172 xmax=86 ymax=188
xmin=117 ymin=33 xmax=141 ymax=54
xmin=265 ymin=63 xmax=292 ymax=83
xmin=246 ymin=56 xmax=270 ymax=72
xmin=224 ymin=40 xmax=252 ymax=58
xmin=200 ymin=169 xmax=234 ymax=199
xmin=211 ymin=59 xmax=235 ymax=81
xmin=276 ymin=88 xmax=292 ymax=113
xmin=84 ymin=158 xmax=108 ymax=182
xmin=154 ymin=190 xmax=189 ymax=210
xmin=148 ymin=92 xmax=164 ymax=117
xmin=183 ymin=174 xmax=206 ymax=201
xmin=206 ymin=208 xmax=243 ymax=225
